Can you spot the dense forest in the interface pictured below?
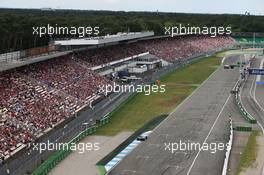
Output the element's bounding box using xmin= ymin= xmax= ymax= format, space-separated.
xmin=0 ymin=8 xmax=264 ymax=53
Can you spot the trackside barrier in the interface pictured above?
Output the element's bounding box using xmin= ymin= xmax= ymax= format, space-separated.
xmin=237 ymin=61 xmax=246 ymax=66
xmin=30 ymin=49 xmax=233 ymax=175
xmin=32 ymin=126 xmax=98 ymax=175
xmin=32 ymin=92 xmax=132 ymax=175
xmin=235 ymin=125 xmax=252 ymax=132
xmin=31 ymin=119 xmax=107 ymax=175
xmin=32 ymin=91 xmax=151 ymax=174
xmin=234 ymin=81 xmax=257 ymax=124
xmin=222 ymin=119 xmax=233 ymax=175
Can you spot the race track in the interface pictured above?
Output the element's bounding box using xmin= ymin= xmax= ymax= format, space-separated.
xmin=108 ymin=55 xmax=241 ymax=175
xmin=240 ymin=56 xmax=264 ymax=132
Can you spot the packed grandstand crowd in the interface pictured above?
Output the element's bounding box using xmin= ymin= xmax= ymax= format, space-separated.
xmin=76 ymin=35 xmax=235 ymax=66
xmin=0 ymin=35 xmax=236 ymax=160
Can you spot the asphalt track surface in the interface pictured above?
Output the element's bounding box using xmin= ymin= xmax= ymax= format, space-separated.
xmin=108 ymin=56 xmax=240 ymax=175
xmin=240 ymin=56 xmax=264 ymax=132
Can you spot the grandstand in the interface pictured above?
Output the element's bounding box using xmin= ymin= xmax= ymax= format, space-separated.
xmin=54 ymin=32 xmax=154 ymax=46
xmin=0 ymin=34 xmax=236 ymax=174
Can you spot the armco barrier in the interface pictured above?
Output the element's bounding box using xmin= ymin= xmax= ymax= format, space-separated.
xmin=234 ymin=81 xmax=257 ymax=124
xmin=32 ymin=95 xmax=127 ymax=175
xmin=222 ymin=119 xmax=233 ymax=175
xmin=32 ymin=92 xmax=145 ymax=174
xmin=32 ymin=123 xmax=102 ymax=175
xmin=97 ymin=115 xmax=167 ymax=168
xmin=30 ymin=50 xmax=232 ymax=175
xmin=235 ymin=125 xmax=252 ymax=132
xmin=32 ymin=90 xmax=137 ymax=175
xmin=235 ymin=98 xmax=256 ymax=124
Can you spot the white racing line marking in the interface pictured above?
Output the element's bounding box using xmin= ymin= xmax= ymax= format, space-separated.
xmin=247 ymin=61 xmax=264 ymax=134
xmin=186 ymin=94 xmax=233 ymax=175
xmin=154 ymin=55 xmax=228 ymax=133
xmin=256 ymin=59 xmax=264 ymax=82
xmin=186 ymin=57 xmax=239 ymax=175
xmin=152 ymin=57 xmax=225 ymax=135
xmin=107 ymin=57 xmax=226 ymax=175
xmin=252 ymin=80 xmax=264 ymax=175
xmin=252 ymin=60 xmax=264 ymax=115
xmin=252 ymin=59 xmax=264 ymax=175
xmin=221 ymin=57 xmax=226 ymax=64
xmin=243 ymin=57 xmax=264 ymax=175
xmin=106 ymin=57 xmax=225 ymax=175
xmin=108 ymin=55 xmax=228 ymax=175
xmin=241 ymin=75 xmax=264 ymax=134
xmin=187 ymin=78 xmax=240 ymax=174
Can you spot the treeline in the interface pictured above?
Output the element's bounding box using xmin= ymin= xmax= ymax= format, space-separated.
xmin=0 ymin=8 xmax=264 ymax=53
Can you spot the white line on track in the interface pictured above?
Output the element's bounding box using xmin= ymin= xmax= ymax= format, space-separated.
xmin=251 ymin=59 xmax=264 ymax=175
xmin=247 ymin=67 xmax=264 ymax=134
xmin=108 ymin=55 xmax=229 ymax=175
xmin=252 ymin=81 xmax=264 ymax=114
xmin=241 ymin=75 xmax=263 ymax=133
xmin=185 ymin=56 xmax=238 ymax=175
xmin=186 ymin=93 xmax=232 ymax=175
xmin=242 ymin=58 xmax=264 ymax=175
xmin=107 ymin=57 xmax=226 ymax=175
xmin=153 ymin=61 xmax=223 ymax=133
xmin=252 ymin=77 xmax=264 ymax=175
xmin=221 ymin=57 xmax=226 ymax=64
xmin=154 ymin=55 xmax=228 ymax=133
xmin=256 ymin=58 xmax=264 ymax=82
xmin=252 ymin=77 xmax=264 ymax=115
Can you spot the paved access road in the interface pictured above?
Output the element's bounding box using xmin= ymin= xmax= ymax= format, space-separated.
xmin=108 ymin=56 xmax=240 ymax=175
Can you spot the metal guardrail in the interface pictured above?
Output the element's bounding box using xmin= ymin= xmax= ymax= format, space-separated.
xmin=29 ymin=48 xmax=233 ymax=175
xmin=32 ymin=116 xmax=109 ymax=175
xmin=234 ymin=81 xmax=257 ymax=124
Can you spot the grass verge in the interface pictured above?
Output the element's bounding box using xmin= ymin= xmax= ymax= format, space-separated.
xmin=97 ymin=115 xmax=167 ymax=166
xmin=236 ymin=131 xmax=260 ymax=175
xmin=95 ymin=53 xmax=223 ymax=136
xmin=98 ymin=165 xmax=107 ymax=175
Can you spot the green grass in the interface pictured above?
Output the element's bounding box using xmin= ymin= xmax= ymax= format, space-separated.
xmin=216 ymin=51 xmax=227 ymax=58
xmin=236 ymin=131 xmax=260 ymax=175
xmin=97 ymin=115 xmax=167 ymax=166
xmin=98 ymin=165 xmax=107 ymax=175
xmin=95 ymin=54 xmax=223 ymax=136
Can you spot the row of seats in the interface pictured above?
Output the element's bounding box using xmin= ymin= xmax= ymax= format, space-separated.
xmin=0 ymin=35 xmax=236 ymax=159
xmin=76 ymin=36 xmax=235 ymax=66
xmin=0 ymin=56 xmax=111 ymax=158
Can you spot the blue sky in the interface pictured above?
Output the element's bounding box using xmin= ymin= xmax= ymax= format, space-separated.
xmin=0 ymin=0 xmax=264 ymax=15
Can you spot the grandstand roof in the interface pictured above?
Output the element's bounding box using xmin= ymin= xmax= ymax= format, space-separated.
xmin=54 ymin=31 xmax=154 ymax=46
